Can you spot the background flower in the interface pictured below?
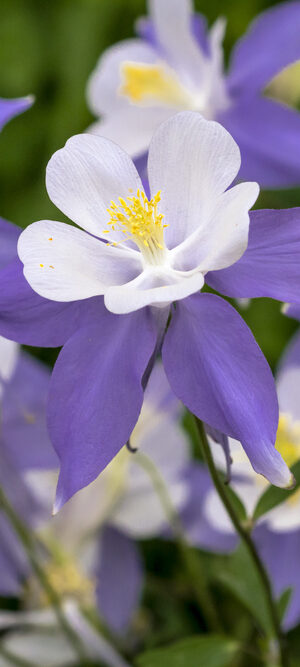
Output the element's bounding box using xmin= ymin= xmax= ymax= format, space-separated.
xmin=86 ymin=0 xmax=300 ymax=189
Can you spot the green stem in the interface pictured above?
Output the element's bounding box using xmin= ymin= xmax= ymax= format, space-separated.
xmin=0 ymin=486 xmax=87 ymax=663
xmin=134 ymin=450 xmax=222 ymax=632
xmin=194 ymin=418 xmax=289 ymax=667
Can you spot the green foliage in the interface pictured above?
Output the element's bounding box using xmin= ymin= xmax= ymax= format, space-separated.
xmin=213 ymin=543 xmax=273 ymax=636
xmin=136 ymin=635 xmax=239 ymax=667
xmin=253 ymin=460 xmax=300 ymax=521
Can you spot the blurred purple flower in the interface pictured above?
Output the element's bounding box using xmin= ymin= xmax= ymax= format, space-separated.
xmin=0 ymin=364 xmax=203 ymax=644
xmin=86 ymin=0 xmax=300 ymax=189
xmin=2 ymin=113 xmax=300 ymax=508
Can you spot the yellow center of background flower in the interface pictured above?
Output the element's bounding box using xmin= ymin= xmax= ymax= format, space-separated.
xmin=120 ymin=62 xmax=193 ymax=108
xmin=275 ymin=413 xmax=300 ymax=468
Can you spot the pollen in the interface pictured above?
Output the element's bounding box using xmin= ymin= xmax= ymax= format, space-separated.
xmin=105 ymin=189 xmax=168 ymax=265
xmin=276 ymin=413 xmax=300 ymax=468
xmin=120 ymin=62 xmax=194 ymax=107
xmin=37 ymin=557 xmax=94 ymax=608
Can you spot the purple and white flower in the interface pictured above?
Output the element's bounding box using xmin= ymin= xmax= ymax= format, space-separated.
xmin=4 ymin=112 xmax=300 ymax=508
xmin=0 ymin=364 xmax=198 ymax=648
xmin=87 ymin=0 xmax=300 ymax=188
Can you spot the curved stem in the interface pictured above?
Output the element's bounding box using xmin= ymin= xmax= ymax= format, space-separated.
xmin=134 ymin=450 xmax=222 ymax=632
xmin=194 ymin=417 xmax=289 ymax=667
xmin=0 ymin=486 xmax=87 ymax=663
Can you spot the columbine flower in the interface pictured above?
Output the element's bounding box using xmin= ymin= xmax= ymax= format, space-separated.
xmin=202 ymin=330 xmax=300 ymax=630
xmin=4 ymin=112 xmax=300 ymax=508
xmin=0 ymin=95 xmax=33 ymax=131
xmin=86 ymin=0 xmax=300 ymax=188
xmin=0 ymin=364 xmax=197 ymax=643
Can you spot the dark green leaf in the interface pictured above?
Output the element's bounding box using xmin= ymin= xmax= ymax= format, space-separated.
xmin=213 ymin=543 xmax=273 ymax=636
xmin=136 ymin=635 xmax=239 ymax=667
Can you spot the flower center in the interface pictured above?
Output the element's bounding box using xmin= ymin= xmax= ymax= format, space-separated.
xmin=104 ymin=189 xmax=168 ymax=265
xmin=26 ymin=554 xmax=94 ymax=608
xmin=275 ymin=413 xmax=300 ymax=468
xmin=120 ymin=62 xmax=195 ymax=108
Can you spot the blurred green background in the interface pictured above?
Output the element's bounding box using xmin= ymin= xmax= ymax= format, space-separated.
xmin=1 ymin=0 xmax=299 ymax=371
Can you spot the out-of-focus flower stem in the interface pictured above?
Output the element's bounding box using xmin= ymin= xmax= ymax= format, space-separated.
xmin=134 ymin=450 xmax=222 ymax=632
xmin=0 ymin=486 xmax=87 ymax=663
xmin=194 ymin=417 xmax=289 ymax=667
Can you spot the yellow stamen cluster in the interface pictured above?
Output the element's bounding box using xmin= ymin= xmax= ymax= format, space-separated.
xmin=276 ymin=413 xmax=300 ymax=468
xmin=103 ymin=189 xmax=168 ymax=264
xmin=120 ymin=62 xmax=192 ymax=107
xmin=37 ymin=558 xmax=93 ymax=607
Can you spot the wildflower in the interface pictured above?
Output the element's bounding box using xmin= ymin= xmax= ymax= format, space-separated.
xmin=4 ymin=113 xmax=300 ymax=508
xmin=202 ymin=330 xmax=300 ymax=629
xmin=87 ymin=0 xmax=300 ymax=188
xmin=0 ymin=365 xmax=198 ymax=646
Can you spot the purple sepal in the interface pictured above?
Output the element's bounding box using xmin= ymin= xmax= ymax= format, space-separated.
xmin=2 ymin=352 xmax=57 ymax=470
xmin=254 ymin=525 xmax=300 ymax=630
xmin=0 ymin=449 xmax=44 ymax=596
xmin=135 ymin=17 xmax=159 ymax=49
xmin=0 ymin=96 xmax=33 ymax=132
xmin=206 ymin=209 xmax=300 ymax=302
xmin=0 ymin=219 xmax=20 ymax=270
xmin=162 ymin=294 xmax=289 ymax=487
xmin=95 ymin=526 xmax=143 ymax=633
xmin=51 ymin=307 xmax=157 ymax=511
xmin=227 ymin=2 xmax=300 ymax=97
xmin=0 ymin=258 xmax=105 ymax=348
xmin=181 ymin=464 xmax=237 ymax=553
xmin=219 ymin=98 xmax=300 ymax=188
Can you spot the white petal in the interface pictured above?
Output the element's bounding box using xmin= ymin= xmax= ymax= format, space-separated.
xmin=87 ymin=105 xmax=171 ymax=159
xmin=266 ymin=492 xmax=300 ymax=532
xmin=0 ymin=336 xmax=19 ymax=386
xmin=203 ymin=481 xmax=261 ymax=535
xmin=50 ymin=474 xmax=113 ymax=548
xmin=64 ymin=601 xmax=130 ymax=667
xmin=46 ymin=133 xmax=142 ymax=241
xmin=171 ymin=181 xmax=259 ymax=272
xmin=277 ymin=366 xmax=300 ymax=422
xmin=129 ymin=411 xmax=190 ymax=491
xmin=111 ymin=478 xmax=188 ymax=538
xmin=1 ymin=630 xmax=76 ymax=667
xmin=18 ymin=220 xmax=142 ymax=302
xmin=87 ymin=39 xmax=158 ymax=116
xmin=149 ymin=0 xmax=207 ymax=84
xmin=148 ymin=112 xmax=241 ymax=249
xmin=104 ymin=267 xmax=204 ymax=314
